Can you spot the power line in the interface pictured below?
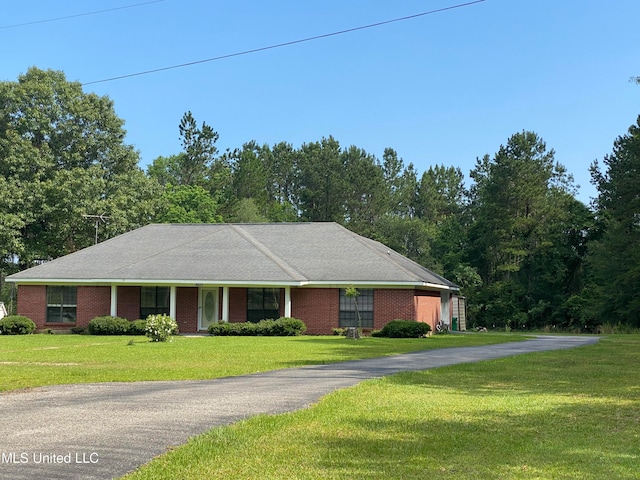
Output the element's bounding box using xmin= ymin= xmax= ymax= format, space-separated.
xmin=1 ymin=0 xmax=165 ymax=29
xmin=82 ymin=0 xmax=486 ymax=86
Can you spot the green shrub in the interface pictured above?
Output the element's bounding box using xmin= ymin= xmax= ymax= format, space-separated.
xmin=145 ymin=314 xmax=178 ymax=342
xmin=88 ymin=316 xmax=131 ymax=335
xmin=129 ymin=319 xmax=147 ymax=336
xmin=258 ymin=317 xmax=306 ymax=336
xmin=70 ymin=326 xmax=86 ymax=334
xmin=0 ymin=315 xmax=36 ymax=335
xmin=332 ymin=327 xmax=347 ymax=336
xmin=372 ymin=319 xmax=430 ymax=338
xmin=208 ymin=317 xmax=306 ymax=336
xmin=208 ymin=322 xmax=257 ymax=336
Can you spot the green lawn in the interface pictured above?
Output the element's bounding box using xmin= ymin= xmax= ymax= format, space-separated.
xmin=121 ymin=335 xmax=640 ymax=480
xmin=0 ymin=332 xmax=523 ymax=391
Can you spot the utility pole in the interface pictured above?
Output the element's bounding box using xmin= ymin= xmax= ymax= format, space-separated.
xmin=82 ymin=214 xmax=110 ymax=245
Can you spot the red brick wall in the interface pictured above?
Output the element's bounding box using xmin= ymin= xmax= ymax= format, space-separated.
xmin=229 ymin=288 xmax=247 ymax=323
xmin=18 ymin=285 xmax=112 ymax=329
xmin=291 ymin=288 xmax=339 ymax=335
xmin=117 ymin=286 xmax=141 ymax=320
xmin=76 ymin=286 xmax=111 ymax=326
xmin=415 ymin=290 xmax=441 ymax=332
xmin=373 ymin=289 xmax=417 ymax=329
xmin=17 ymin=285 xmax=46 ymax=328
xmin=177 ymin=287 xmax=198 ymax=333
xmin=16 ymin=284 xmax=447 ymax=335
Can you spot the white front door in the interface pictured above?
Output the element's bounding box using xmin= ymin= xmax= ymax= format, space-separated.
xmin=199 ymin=288 xmax=219 ymax=331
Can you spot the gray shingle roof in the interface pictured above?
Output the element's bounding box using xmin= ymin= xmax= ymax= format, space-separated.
xmin=7 ymin=223 xmax=458 ymax=290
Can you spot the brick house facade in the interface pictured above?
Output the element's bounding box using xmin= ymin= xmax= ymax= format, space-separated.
xmin=9 ymin=223 xmax=461 ymax=334
xmin=17 ymin=285 xmax=452 ymax=334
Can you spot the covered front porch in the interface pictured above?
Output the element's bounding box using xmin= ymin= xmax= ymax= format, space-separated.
xmin=109 ymin=284 xmax=294 ymax=333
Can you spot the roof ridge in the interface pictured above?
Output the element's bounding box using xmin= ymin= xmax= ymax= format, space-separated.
xmin=106 ymin=225 xmax=225 ymax=277
xmin=229 ymin=225 xmax=307 ymax=282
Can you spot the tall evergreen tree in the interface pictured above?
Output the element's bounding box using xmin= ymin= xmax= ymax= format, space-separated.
xmin=296 ymin=136 xmax=345 ymax=222
xmin=586 ymin=116 xmax=640 ymax=326
xmin=467 ymin=131 xmax=580 ymax=328
xmin=342 ymin=145 xmax=387 ymax=236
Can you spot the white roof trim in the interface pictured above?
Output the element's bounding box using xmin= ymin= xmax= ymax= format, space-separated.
xmin=9 ymin=278 xmax=458 ymax=291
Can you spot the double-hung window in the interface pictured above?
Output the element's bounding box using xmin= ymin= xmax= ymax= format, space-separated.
xmin=339 ymin=288 xmax=374 ymax=328
xmin=46 ymin=286 xmax=77 ymax=323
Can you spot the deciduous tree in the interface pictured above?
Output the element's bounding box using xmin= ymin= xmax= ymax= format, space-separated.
xmin=0 ymin=67 xmax=158 ymax=268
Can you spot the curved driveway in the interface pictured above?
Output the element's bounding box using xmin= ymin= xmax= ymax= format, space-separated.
xmin=0 ymin=335 xmax=598 ymax=480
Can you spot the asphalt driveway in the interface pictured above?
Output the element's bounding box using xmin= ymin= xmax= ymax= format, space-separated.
xmin=0 ymin=335 xmax=599 ymax=480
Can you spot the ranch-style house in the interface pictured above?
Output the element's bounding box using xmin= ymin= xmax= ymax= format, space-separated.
xmin=7 ymin=222 xmax=465 ymax=334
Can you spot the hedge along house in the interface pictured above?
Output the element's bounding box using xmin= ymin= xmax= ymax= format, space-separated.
xmin=7 ymin=223 xmax=461 ymax=334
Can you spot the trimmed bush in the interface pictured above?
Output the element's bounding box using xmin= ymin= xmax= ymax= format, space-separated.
xmin=0 ymin=315 xmax=36 ymax=335
xmin=145 ymin=314 xmax=178 ymax=342
xmin=258 ymin=317 xmax=306 ymax=336
xmin=129 ymin=319 xmax=147 ymax=336
xmin=372 ymin=319 xmax=431 ymax=338
xmin=88 ymin=316 xmax=131 ymax=335
xmin=208 ymin=317 xmax=306 ymax=336
xmin=208 ymin=322 xmax=257 ymax=336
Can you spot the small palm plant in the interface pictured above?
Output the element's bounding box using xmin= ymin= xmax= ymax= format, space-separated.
xmin=345 ymin=285 xmax=362 ymax=339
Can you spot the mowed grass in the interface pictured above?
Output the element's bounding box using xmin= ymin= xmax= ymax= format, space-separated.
xmin=121 ymin=335 xmax=640 ymax=480
xmin=0 ymin=333 xmax=524 ymax=391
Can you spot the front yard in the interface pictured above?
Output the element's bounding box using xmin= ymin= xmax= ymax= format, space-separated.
xmin=122 ymin=335 xmax=640 ymax=480
xmin=0 ymin=332 xmax=523 ymax=391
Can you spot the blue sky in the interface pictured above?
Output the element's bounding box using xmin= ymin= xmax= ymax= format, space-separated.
xmin=3 ymin=0 xmax=640 ymax=205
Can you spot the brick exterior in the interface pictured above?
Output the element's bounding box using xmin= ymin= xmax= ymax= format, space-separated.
xmin=18 ymin=285 xmax=113 ymax=330
xmin=228 ymin=288 xmax=247 ymax=323
xmin=117 ymin=286 xmax=142 ymax=321
xmin=291 ymin=288 xmax=340 ymax=335
xmin=17 ymin=285 xmax=46 ymax=328
xmin=414 ymin=290 xmax=442 ymax=332
xmin=76 ymin=286 xmax=111 ymax=326
xmin=177 ymin=287 xmax=198 ymax=333
xmin=373 ymin=289 xmax=417 ymax=329
xmin=15 ymin=284 xmax=452 ymax=335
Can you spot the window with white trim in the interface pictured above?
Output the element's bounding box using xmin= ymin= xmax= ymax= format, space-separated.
xmin=46 ymin=286 xmax=77 ymax=323
xmin=339 ymin=288 xmax=374 ymax=328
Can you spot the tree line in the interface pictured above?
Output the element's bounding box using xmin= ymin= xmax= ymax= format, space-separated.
xmin=1 ymin=68 xmax=638 ymax=330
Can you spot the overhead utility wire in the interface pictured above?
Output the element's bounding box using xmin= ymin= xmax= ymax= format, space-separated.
xmin=1 ymin=0 xmax=164 ymax=29
xmin=82 ymin=0 xmax=486 ymax=86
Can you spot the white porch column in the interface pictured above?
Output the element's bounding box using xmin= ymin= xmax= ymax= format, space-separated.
xmin=284 ymin=286 xmax=292 ymax=317
xmin=440 ymin=290 xmax=451 ymax=327
xmin=221 ymin=287 xmax=229 ymax=322
xmin=110 ymin=285 xmax=118 ymax=317
xmin=170 ymin=286 xmax=177 ymax=320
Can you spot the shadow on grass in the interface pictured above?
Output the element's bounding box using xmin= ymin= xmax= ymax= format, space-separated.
xmin=309 ymin=402 xmax=640 ymax=479
xmin=303 ymin=337 xmax=640 ymax=478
